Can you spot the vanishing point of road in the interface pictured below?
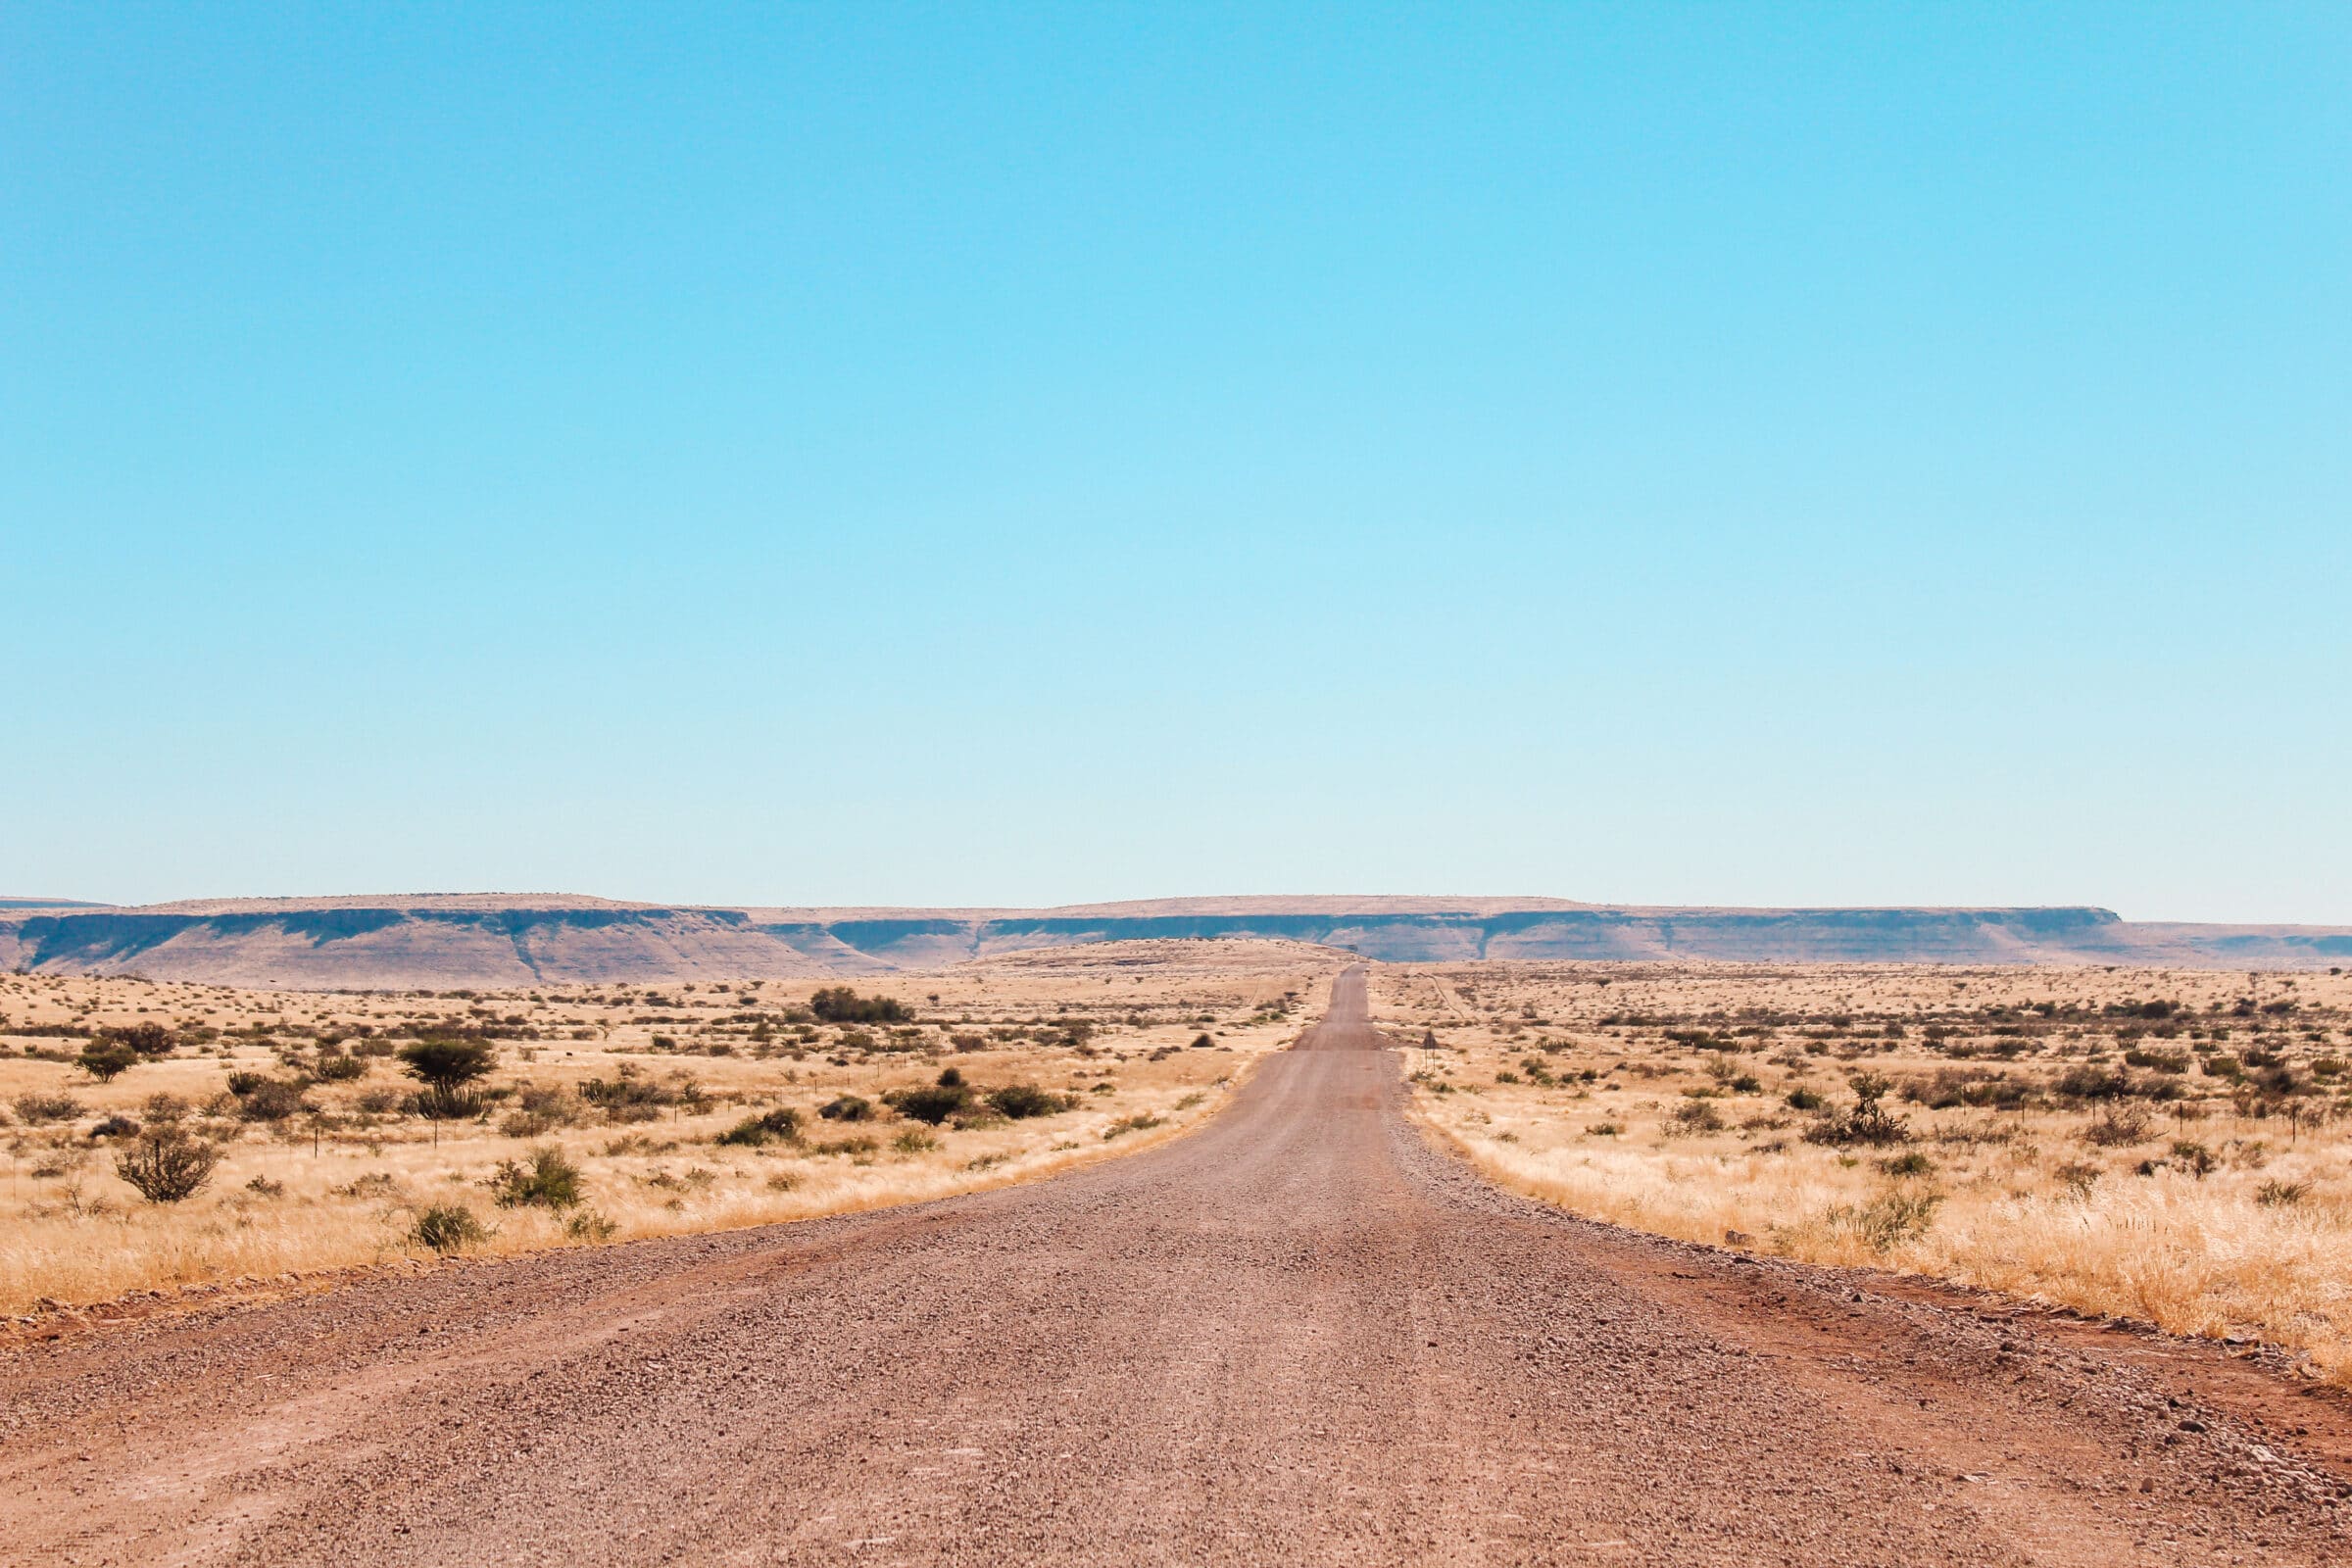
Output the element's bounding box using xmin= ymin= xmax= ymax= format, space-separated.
xmin=5 ymin=968 xmax=2349 ymax=1565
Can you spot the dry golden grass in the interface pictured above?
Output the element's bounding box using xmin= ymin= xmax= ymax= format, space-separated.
xmin=0 ymin=941 xmax=1343 ymax=1315
xmin=1376 ymin=959 xmax=2352 ymax=1384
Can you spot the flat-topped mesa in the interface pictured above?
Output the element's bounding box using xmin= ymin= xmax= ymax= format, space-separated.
xmin=3 ymin=895 xmax=2347 ymax=989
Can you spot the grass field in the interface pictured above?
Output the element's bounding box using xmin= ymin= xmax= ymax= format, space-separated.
xmin=1377 ymin=960 xmax=2352 ymax=1384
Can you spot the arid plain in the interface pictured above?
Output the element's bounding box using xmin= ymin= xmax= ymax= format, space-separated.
xmin=1 ymin=941 xmax=1338 ymax=1324
xmin=9 ymin=945 xmax=2352 ymax=1565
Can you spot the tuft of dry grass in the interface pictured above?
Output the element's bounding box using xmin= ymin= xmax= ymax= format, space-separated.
xmin=1380 ymin=959 xmax=2352 ymax=1385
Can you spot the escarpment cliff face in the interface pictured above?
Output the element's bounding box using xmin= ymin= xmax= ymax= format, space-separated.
xmin=2 ymin=894 xmax=2345 ymax=989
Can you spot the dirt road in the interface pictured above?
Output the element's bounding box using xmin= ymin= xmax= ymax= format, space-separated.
xmin=6 ymin=968 xmax=2349 ymax=1565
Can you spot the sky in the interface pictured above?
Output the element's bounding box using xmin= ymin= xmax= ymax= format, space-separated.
xmin=3 ymin=4 xmax=2346 ymax=921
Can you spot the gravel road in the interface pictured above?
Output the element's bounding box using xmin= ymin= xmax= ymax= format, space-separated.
xmin=5 ymin=967 xmax=2349 ymax=1565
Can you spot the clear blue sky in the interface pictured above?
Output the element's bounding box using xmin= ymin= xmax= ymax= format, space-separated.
xmin=4 ymin=4 xmax=2346 ymax=920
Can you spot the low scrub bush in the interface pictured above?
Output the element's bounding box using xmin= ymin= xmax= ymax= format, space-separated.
xmin=230 ymin=1075 xmax=313 ymax=1122
xmin=412 ymin=1202 xmax=489 ymax=1254
xmin=988 ymin=1084 xmax=1078 ymax=1120
xmin=717 ymin=1107 xmax=805 ymax=1147
xmin=818 ymin=1095 xmax=875 ymax=1122
xmin=488 ymin=1146 xmax=585 ymax=1209
xmin=77 ymin=1042 xmax=141 ymax=1082
xmin=116 ymin=1129 xmax=220 ymax=1202
xmin=808 ymin=987 xmax=913 ymax=1024
xmin=1802 ymin=1076 xmax=1909 ymax=1148
xmin=885 ymin=1082 xmax=971 ymax=1125
xmin=2082 ymin=1102 xmax=2153 ymax=1147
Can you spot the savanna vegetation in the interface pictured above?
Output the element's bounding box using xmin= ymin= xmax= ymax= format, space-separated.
xmin=1380 ymin=960 xmax=2352 ymax=1385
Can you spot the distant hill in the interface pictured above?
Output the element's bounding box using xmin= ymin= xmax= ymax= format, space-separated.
xmin=3 ymin=894 xmax=2346 ymax=989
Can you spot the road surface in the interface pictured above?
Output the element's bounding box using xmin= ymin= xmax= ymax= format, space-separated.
xmin=5 ymin=967 xmax=2348 ymax=1565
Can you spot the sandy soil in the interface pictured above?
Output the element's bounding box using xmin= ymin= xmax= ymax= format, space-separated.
xmin=3 ymin=969 xmax=2348 ymax=1565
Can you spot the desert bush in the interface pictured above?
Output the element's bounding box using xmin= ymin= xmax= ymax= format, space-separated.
xmin=808 ymin=987 xmax=912 ymax=1025
xmin=2055 ymin=1064 xmax=2135 ymax=1102
xmin=1880 ymin=1151 xmax=1936 ymax=1177
xmin=808 ymin=1136 xmax=879 ymax=1157
xmin=1802 ymin=1077 xmax=1909 ymax=1148
xmin=229 ymin=1074 xmax=312 ymax=1122
xmin=564 ymin=1208 xmax=619 ymax=1243
xmin=1666 ymin=1100 xmax=1726 ymax=1136
xmin=95 ymin=1022 xmax=179 ymax=1056
xmin=885 ymin=1083 xmax=971 ymax=1125
xmin=498 ymin=1082 xmax=581 ymax=1137
xmin=398 ymin=1039 xmax=498 ymax=1092
xmin=77 ymin=1042 xmax=141 ymax=1081
xmin=115 ymin=1129 xmax=220 ymax=1202
xmin=488 ymin=1146 xmax=585 ymax=1209
xmin=988 ymin=1084 xmax=1078 ymax=1120
xmin=410 ymin=1085 xmax=487 ymax=1121
xmin=1785 ymin=1087 xmax=1826 ymax=1111
xmin=2082 ymin=1102 xmax=2152 ymax=1147
xmin=14 ymin=1091 xmax=84 ymax=1125
xmin=579 ymin=1067 xmax=697 ymax=1123
xmin=1903 ymin=1069 xmax=2032 ymax=1110
xmin=314 ymin=1053 xmax=368 ymax=1082
xmin=2171 ymin=1140 xmax=2218 ymax=1178
xmin=246 ymin=1175 xmax=285 ymax=1197
xmin=2256 ymin=1179 xmax=2311 ymax=1207
xmin=141 ymin=1092 xmax=189 ymax=1124
xmin=716 ymin=1107 xmax=804 ymax=1147
xmin=893 ymin=1127 xmax=940 ymax=1153
xmin=1103 ymin=1113 xmax=1162 ymax=1140
xmin=412 ymin=1202 xmax=489 ymax=1254
xmin=818 ymin=1094 xmax=875 ymax=1122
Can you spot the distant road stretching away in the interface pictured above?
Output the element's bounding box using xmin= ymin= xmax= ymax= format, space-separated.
xmin=4 ymin=970 xmax=2347 ymax=1564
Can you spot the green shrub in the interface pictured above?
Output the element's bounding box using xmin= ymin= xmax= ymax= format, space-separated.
xmin=231 ymin=1076 xmax=313 ymax=1122
xmin=116 ymin=1129 xmax=220 ymax=1201
xmin=818 ymin=1095 xmax=875 ymax=1122
xmin=397 ymin=1039 xmax=499 ymax=1092
xmin=717 ymin=1107 xmax=804 ymax=1147
xmin=409 ymin=1085 xmax=485 ymax=1121
xmin=77 ymin=1043 xmax=141 ymax=1082
xmin=1802 ymin=1076 xmax=1909 ymax=1148
xmin=97 ymin=1022 xmax=179 ymax=1056
xmin=885 ymin=1084 xmax=970 ymax=1125
xmin=412 ymin=1202 xmax=489 ymax=1253
xmin=988 ymin=1084 xmax=1078 ymax=1120
xmin=808 ymin=987 xmax=912 ymax=1024
xmin=488 ymin=1146 xmax=585 ymax=1209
